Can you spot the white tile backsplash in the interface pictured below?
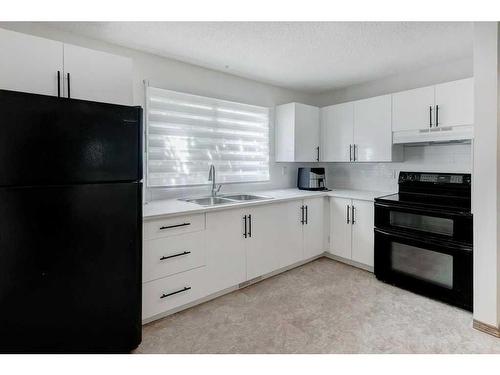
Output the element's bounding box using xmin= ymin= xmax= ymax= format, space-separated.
xmin=326 ymin=143 xmax=472 ymax=193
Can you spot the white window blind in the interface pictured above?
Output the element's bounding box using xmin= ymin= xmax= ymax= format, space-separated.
xmin=146 ymin=87 xmax=270 ymax=187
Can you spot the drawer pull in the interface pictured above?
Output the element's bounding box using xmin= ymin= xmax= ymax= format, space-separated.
xmin=160 ymin=251 xmax=191 ymax=261
xmin=160 ymin=286 xmax=191 ymax=299
xmin=159 ymin=222 xmax=191 ymax=230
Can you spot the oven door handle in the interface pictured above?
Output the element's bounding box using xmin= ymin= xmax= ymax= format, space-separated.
xmin=374 ymin=202 xmax=472 ymax=217
xmin=374 ymin=228 xmax=472 ymax=253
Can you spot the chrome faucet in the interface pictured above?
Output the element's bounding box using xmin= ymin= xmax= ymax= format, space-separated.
xmin=208 ymin=164 xmax=222 ymax=197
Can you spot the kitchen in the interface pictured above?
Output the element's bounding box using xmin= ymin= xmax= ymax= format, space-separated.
xmin=0 ymin=16 xmax=500 ymax=364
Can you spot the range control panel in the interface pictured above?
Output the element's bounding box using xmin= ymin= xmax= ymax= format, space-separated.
xmin=399 ymin=172 xmax=471 ymax=185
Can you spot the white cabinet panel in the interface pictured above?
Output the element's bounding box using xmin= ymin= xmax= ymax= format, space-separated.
xmin=144 ymin=214 xmax=205 ymax=240
xmin=353 ymin=94 xmax=393 ymax=162
xmin=275 ymin=103 xmax=320 ymax=162
xmin=246 ymin=201 xmax=303 ymax=279
xmin=321 ymin=102 xmax=354 ymax=162
xmin=303 ymin=197 xmax=325 ymax=259
xmin=143 ymin=231 xmax=206 ymax=282
xmin=329 ymin=197 xmax=352 ymax=259
xmin=435 ymin=78 xmax=474 ymax=127
xmin=205 ymin=208 xmax=247 ymax=294
xmin=63 ymin=44 xmax=133 ymax=105
xmin=392 ymin=85 xmax=435 ymax=131
xmin=0 ymin=28 xmax=63 ymax=96
xmin=351 ymin=200 xmax=375 ymax=267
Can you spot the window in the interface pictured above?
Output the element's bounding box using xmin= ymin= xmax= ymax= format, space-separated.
xmin=145 ymin=86 xmax=270 ymax=187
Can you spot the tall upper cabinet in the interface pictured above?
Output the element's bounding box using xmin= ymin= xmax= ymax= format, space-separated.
xmin=275 ymin=103 xmax=320 ymax=162
xmin=0 ymin=28 xmax=133 ymax=105
xmin=321 ymin=94 xmax=402 ymax=162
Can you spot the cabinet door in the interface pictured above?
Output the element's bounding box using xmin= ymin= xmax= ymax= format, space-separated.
xmin=246 ymin=201 xmax=303 ymax=279
xmin=435 ymin=78 xmax=474 ymax=127
xmin=353 ymin=94 xmax=393 ymax=162
xmin=0 ymin=28 xmax=63 ymax=96
xmin=329 ymin=197 xmax=352 ymax=259
xmin=392 ymin=85 xmax=435 ymax=131
xmin=205 ymin=208 xmax=247 ymax=294
xmin=303 ymin=197 xmax=325 ymax=259
xmin=295 ymin=103 xmax=320 ymax=162
xmin=320 ymin=102 xmax=354 ymax=162
xmin=351 ymin=200 xmax=375 ymax=267
xmin=63 ymin=44 xmax=133 ymax=105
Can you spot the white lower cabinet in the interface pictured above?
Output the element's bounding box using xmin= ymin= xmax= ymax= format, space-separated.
xmin=205 ymin=208 xmax=247 ymax=295
xmin=246 ymin=200 xmax=303 ymax=280
xmin=142 ymin=266 xmax=207 ymax=319
xmin=302 ymin=197 xmax=326 ymax=259
xmin=329 ymin=197 xmax=374 ymax=268
xmin=143 ymin=197 xmax=329 ymax=322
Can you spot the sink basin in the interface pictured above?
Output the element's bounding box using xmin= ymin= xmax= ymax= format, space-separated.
xmin=221 ymin=194 xmax=270 ymax=201
xmin=179 ymin=194 xmax=272 ymax=206
xmin=183 ymin=197 xmax=234 ymax=206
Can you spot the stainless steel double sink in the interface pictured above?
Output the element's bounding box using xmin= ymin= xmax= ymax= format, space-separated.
xmin=179 ymin=194 xmax=271 ymax=206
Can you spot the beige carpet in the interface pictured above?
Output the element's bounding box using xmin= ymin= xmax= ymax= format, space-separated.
xmin=135 ymin=258 xmax=500 ymax=353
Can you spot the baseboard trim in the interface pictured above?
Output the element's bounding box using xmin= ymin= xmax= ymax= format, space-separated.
xmin=473 ymin=319 xmax=500 ymax=338
xmin=324 ymin=253 xmax=374 ymax=273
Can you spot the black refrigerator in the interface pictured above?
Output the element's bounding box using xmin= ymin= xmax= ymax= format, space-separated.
xmin=0 ymin=89 xmax=143 ymax=353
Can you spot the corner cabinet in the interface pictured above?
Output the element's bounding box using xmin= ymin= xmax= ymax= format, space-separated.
xmin=275 ymin=103 xmax=320 ymax=162
xmin=0 ymin=28 xmax=132 ymax=105
xmin=329 ymin=197 xmax=374 ymax=269
xmin=321 ymin=95 xmax=402 ymax=162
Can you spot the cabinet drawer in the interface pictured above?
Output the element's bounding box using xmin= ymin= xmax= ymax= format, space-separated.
xmin=144 ymin=214 xmax=205 ymax=239
xmin=142 ymin=267 xmax=206 ymax=319
xmin=143 ymin=231 xmax=206 ymax=282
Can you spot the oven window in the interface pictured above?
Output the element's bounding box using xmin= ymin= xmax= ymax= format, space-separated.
xmin=389 ymin=211 xmax=454 ymax=236
xmin=390 ymin=242 xmax=453 ymax=289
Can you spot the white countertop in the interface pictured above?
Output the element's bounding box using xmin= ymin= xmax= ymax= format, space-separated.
xmin=143 ymin=188 xmax=393 ymax=220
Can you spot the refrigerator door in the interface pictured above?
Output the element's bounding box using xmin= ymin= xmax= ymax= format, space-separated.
xmin=0 ymin=183 xmax=142 ymax=353
xmin=0 ymin=89 xmax=142 ymax=186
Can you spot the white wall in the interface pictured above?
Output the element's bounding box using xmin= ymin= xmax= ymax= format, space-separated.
xmin=472 ymin=22 xmax=500 ymax=328
xmin=0 ymin=22 xmax=317 ymax=201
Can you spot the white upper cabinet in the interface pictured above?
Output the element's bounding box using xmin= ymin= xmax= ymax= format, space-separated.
xmin=434 ymin=78 xmax=474 ymax=127
xmin=0 ymin=28 xmax=63 ymax=96
xmin=63 ymin=44 xmax=133 ymax=105
xmin=392 ymin=78 xmax=474 ymax=143
xmin=275 ymin=103 xmax=320 ymax=162
xmin=353 ymin=94 xmax=394 ymax=162
xmin=0 ymin=28 xmax=132 ymax=105
xmin=392 ymin=85 xmax=435 ymax=131
xmin=320 ymin=102 xmax=354 ymax=162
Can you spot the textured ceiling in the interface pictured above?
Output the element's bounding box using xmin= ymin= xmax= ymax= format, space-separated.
xmin=44 ymin=22 xmax=473 ymax=93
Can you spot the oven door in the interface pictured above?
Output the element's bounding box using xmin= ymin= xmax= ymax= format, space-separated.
xmin=374 ymin=228 xmax=472 ymax=311
xmin=374 ymin=202 xmax=472 ymax=244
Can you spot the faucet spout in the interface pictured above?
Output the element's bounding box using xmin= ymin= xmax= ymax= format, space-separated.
xmin=208 ymin=164 xmax=221 ymax=197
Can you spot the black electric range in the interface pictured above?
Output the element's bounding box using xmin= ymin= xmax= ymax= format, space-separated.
xmin=374 ymin=171 xmax=473 ymax=311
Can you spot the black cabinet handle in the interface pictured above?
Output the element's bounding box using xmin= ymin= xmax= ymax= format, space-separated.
xmin=316 ymin=146 xmax=320 ymax=161
xmin=435 ymin=105 xmax=439 ymax=127
xmin=353 ymin=144 xmax=357 ymax=162
xmin=67 ymin=72 xmax=71 ymax=98
xmin=160 ymin=251 xmax=191 ymax=261
xmin=305 ymin=205 xmax=308 ymax=224
xmin=349 ymin=144 xmax=352 ymax=162
xmin=160 ymin=286 xmax=191 ymax=299
xmin=346 ymin=205 xmax=350 ymax=224
xmin=57 ymin=71 xmax=61 ymax=98
xmin=300 ymin=205 xmax=304 ymax=225
xmin=248 ymin=214 xmax=252 ymax=238
xmin=159 ymin=222 xmax=191 ymax=230
xmin=352 ymin=205 xmax=355 ymax=224
xmin=243 ymin=215 xmax=247 ymax=238
xmin=429 ymin=106 xmax=433 ymax=128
